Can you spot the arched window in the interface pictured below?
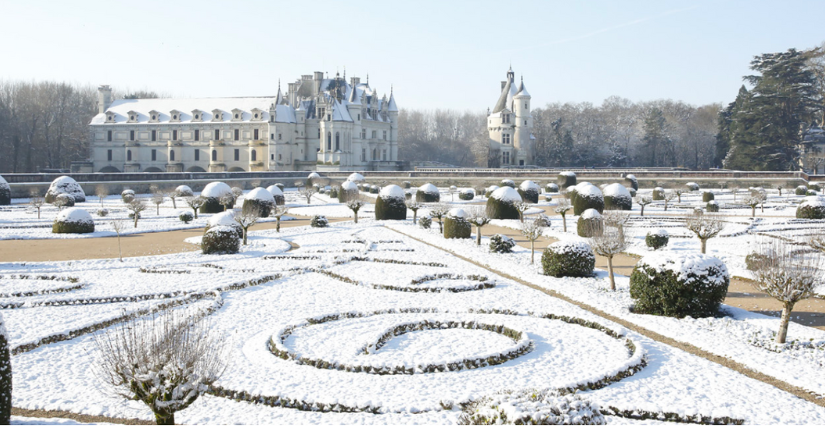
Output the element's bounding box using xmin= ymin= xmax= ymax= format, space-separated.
xmin=327 ymin=132 xmax=332 ymax=150
xmin=251 ymin=149 xmax=257 ymax=161
xmin=127 ymin=150 xmax=132 ymax=161
xmin=212 ymin=150 xmax=217 ymax=161
xmin=335 ymin=132 xmax=340 ymax=151
xmin=170 ymin=150 xmax=175 ymax=161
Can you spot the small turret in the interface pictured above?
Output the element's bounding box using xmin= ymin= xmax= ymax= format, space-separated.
xmin=98 ymin=85 xmax=112 ymax=114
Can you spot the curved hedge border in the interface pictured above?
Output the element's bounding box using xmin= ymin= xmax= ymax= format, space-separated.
xmin=315 ymin=267 xmax=493 ymax=293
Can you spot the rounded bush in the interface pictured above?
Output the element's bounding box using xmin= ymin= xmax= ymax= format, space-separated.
xmin=702 ymin=191 xmax=715 ymax=202
xmin=45 ymin=176 xmax=86 ymax=203
xmin=545 ymin=183 xmax=559 ymax=193
xmin=489 ymin=234 xmax=515 ymax=253
xmin=416 ymin=183 xmax=440 ymax=202
xmin=572 ymin=183 xmax=604 ymax=215
xmin=807 ymin=189 xmax=818 ymax=196
xmin=500 ymin=179 xmax=515 ymax=188
xmin=419 ymin=216 xmax=432 ymax=229
xmin=347 ymin=173 xmax=365 ymax=183
xmin=205 ymin=211 xmax=243 ymax=239
xmin=542 ymin=241 xmax=595 ymax=278
xmin=645 ymin=229 xmax=669 ymax=250
xmin=96 ymin=208 xmax=109 ymax=217
xmin=338 ymin=181 xmax=359 ymax=203
xmin=202 ymin=226 xmax=240 ymax=255
xmin=55 ymin=193 xmax=75 ymax=208
xmin=375 ymin=185 xmax=407 ymax=220
xmin=603 ymin=183 xmax=632 ymax=210
xmin=624 ymin=174 xmax=638 ymax=191
xmin=517 ymin=180 xmax=540 ymax=203
xmin=174 ymin=185 xmax=193 ymax=197
xmin=652 ymin=187 xmax=665 ymax=201
xmin=630 ymin=252 xmax=730 ymax=318
xmin=534 ymin=213 xmax=552 ymax=227
xmin=242 ymin=187 xmax=275 ymax=218
xmin=685 ymin=182 xmax=700 ymax=191
xmin=443 ymin=209 xmax=471 ymax=239
xmin=403 ymin=181 xmax=412 ymax=189
xmin=557 ymin=171 xmax=576 ymax=188
xmin=706 ymin=201 xmax=720 ymax=212
xmin=796 ymin=197 xmax=825 ymax=219
xmin=52 ymin=208 xmax=94 ymax=234
xmin=628 ymin=188 xmax=637 ymax=198
xmin=484 ymin=185 xmax=500 ymax=198
xmin=329 ymin=187 xmax=339 ymax=198
xmin=274 ymin=183 xmax=285 ymax=192
xmin=121 ymin=190 xmax=135 ymax=203
xmin=486 ymin=187 xmax=522 ymax=219
xmin=179 ymin=211 xmax=194 ymax=223
xmin=577 ymin=209 xmax=603 ymax=237
xmin=796 ymin=185 xmax=808 ymax=196
xmin=0 ymin=176 xmax=9 ymax=206
xmin=200 ymin=182 xmax=233 ymax=214
xmin=310 ymin=215 xmax=329 ymax=228
xmin=458 ymin=189 xmax=474 ymax=200
xmin=369 ymin=185 xmax=379 ymax=194
xmin=810 ymin=183 xmax=822 ymax=192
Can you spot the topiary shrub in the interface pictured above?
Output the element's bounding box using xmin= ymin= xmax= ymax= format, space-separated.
xmin=329 ymin=187 xmax=339 ymax=198
xmin=534 ymin=213 xmax=552 ymax=227
xmin=557 ymin=171 xmax=576 ymax=188
xmin=242 ymin=187 xmax=274 ymax=218
xmin=645 ymin=229 xmax=669 ymax=250
xmin=810 ymin=183 xmax=822 ymax=192
xmin=652 ymin=187 xmax=665 ymax=201
xmin=685 ymin=182 xmax=700 ymax=191
xmin=702 ymin=191 xmax=715 ymax=202
xmin=706 ymin=200 xmax=719 ymax=212
xmin=458 ymin=189 xmax=475 ymax=200
xmin=369 ymin=185 xmax=379 ymax=194
xmin=458 ymin=389 xmax=605 ymax=426
xmin=45 ymin=176 xmax=86 ymax=203
xmin=517 ymin=180 xmax=540 ymax=203
xmin=416 ymin=183 xmax=440 ymax=202
xmin=808 ymin=189 xmax=818 ymax=196
xmin=347 ymin=172 xmax=365 ymax=183
xmin=443 ymin=208 xmax=471 ymax=239
xmin=274 ymin=183 xmax=285 ymax=192
xmin=121 ymin=189 xmax=136 ymax=203
xmin=96 ymin=208 xmax=109 ymax=217
xmin=489 ymin=234 xmax=515 ymax=253
xmin=577 ymin=208 xmax=603 ymax=237
xmin=484 ymin=185 xmax=500 ymax=198
xmin=54 ymin=193 xmax=75 ymax=208
xmin=572 ymin=183 xmax=604 ymax=215
xmin=52 ymin=208 xmax=95 ymax=234
xmin=796 ymin=197 xmax=825 ymax=219
xmin=603 ymin=183 xmax=631 ymax=210
xmin=628 ymin=188 xmax=637 ymax=198
xmin=629 ymin=252 xmax=730 ymax=318
xmin=265 ymin=185 xmax=286 ymax=206
xmin=542 ymin=241 xmax=595 ymax=278
xmin=624 ymin=174 xmax=638 ymax=191
xmin=486 ymin=187 xmax=522 ymax=219
xmin=200 ymin=181 xmax=233 ymax=214
xmin=403 ymin=181 xmax=412 ymax=189
xmin=0 ymin=311 xmax=9 ymax=425
xmin=375 ymin=185 xmax=407 ymax=220
xmin=310 ymin=215 xmax=329 ymax=228
xmin=0 ymin=176 xmax=9 ymax=206
xmin=201 ymin=226 xmax=240 ymax=254
xmin=338 ymin=181 xmax=359 ymax=203
xmin=179 ymin=211 xmax=194 ymax=224
xmin=545 ymin=183 xmax=559 ymax=193
xmin=796 ymin=185 xmax=808 ymax=196
xmin=500 ymin=179 xmax=516 ymax=188
xmin=174 ymin=185 xmax=194 ymax=197
xmin=204 ymin=211 xmax=243 ymax=239
xmin=419 ymin=216 xmax=432 ymax=229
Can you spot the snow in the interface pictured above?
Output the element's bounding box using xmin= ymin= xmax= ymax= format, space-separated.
xmin=637 ymin=252 xmax=729 ymax=287
xmin=0 ymin=175 xmax=8 ymax=186
xmin=800 ymin=196 xmax=825 ymax=208
xmin=246 ymin=187 xmax=275 ymax=203
xmin=202 ymin=182 xmax=232 ymax=198
xmin=651 ymin=229 xmax=669 ymax=237
xmin=519 ymin=180 xmax=539 ymax=191
xmin=491 ymin=187 xmax=522 ymax=203
xmin=548 ymin=240 xmax=593 ymax=257
xmin=341 ymin=181 xmax=359 ymax=191
xmin=308 ymin=172 xmax=321 ymax=180
xmin=625 ymin=174 xmax=637 ymax=181
xmin=90 ymin=97 xmax=278 ymax=124
xmin=348 ymin=173 xmax=365 ymax=182
xmin=418 ymin=183 xmax=439 ymax=195
xmin=559 ymin=171 xmax=576 ymax=177
xmin=208 ymin=211 xmax=237 ymax=227
xmin=603 ymin=183 xmax=630 ymax=199
xmin=175 ymin=185 xmax=193 ymax=196
xmin=581 ymin=209 xmax=601 ymax=220
xmin=486 ymin=185 xmax=500 ymax=193
xmin=379 ymin=185 xmax=405 ymax=200
xmin=267 ymin=185 xmax=284 ymax=196
xmin=448 ymin=208 xmax=467 ymax=218
xmin=576 ymin=183 xmax=603 ymax=199
xmin=47 ymin=176 xmax=85 ymax=201
xmin=55 ymin=208 xmax=93 ymax=224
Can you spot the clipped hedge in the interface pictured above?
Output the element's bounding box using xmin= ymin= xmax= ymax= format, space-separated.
xmin=201 ymin=226 xmax=240 ymax=255
xmin=121 ymin=189 xmax=135 ymax=203
xmin=242 ymin=199 xmax=272 ymax=218
xmin=375 ymin=194 xmax=407 ymax=221
xmin=702 ymin=191 xmax=715 ymax=202
xmin=0 ymin=177 xmax=10 ymax=206
xmin=416 ymin=184 xmax=440 ymax=202
xmin=53 ymin=220 xmax=95 ymax=234
xmin=458 ymin=189 xmax=475 ymax=200
xmin=542 ymin=241 xmax=595 ymax=278
xmin=706 ymin=201 xmax=720 ymax=213
xmin=577 ymin=209 xmax=603 ymax=237
xmin=796 ymin=185 xmax=808 ymax=196
xmin=685 ymin=182 xmax=700 ymax=191
xmin=645 ymin=230 xmax=669 ymax=250
xmin=517 ymin=181 xmax=540 ymax=203
xmin=624 ymin=174 xmax=638 ymax=191
xmin=545 ymin=183 xmax=559 ymax=193
xmin=444 ymin=210 xmax=472 ymax=239
xmin=557 ymin=172 xmax=576 ymax=188
xmin=500 ymin=179 xmax=516 ymax=188
xmin=486 ymin=189 xmax=521 ymax=220
xmin=572 ymin=184 xmax=604 ymax=215
xmin=179 ymin=211 xmax=194 ymax=223
xmin=796 ymin=199 xmax=825 ymax=219
xmin=489 ymin=234 xmax=515 ymax=253
xmin=603 ymin=183 xmax=632 ymax=211
xmin=652 ymin=187 xmax=665 ymax=200
xmin=310 ymin=215 xmax=329 ymax=228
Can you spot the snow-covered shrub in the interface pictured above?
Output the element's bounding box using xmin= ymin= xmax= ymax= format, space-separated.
xmin=796 ymin=197 xmax=825 ymax=219
xmin=702 ymin=191 xmax=715 ymax=202
xmin=204 ymin=211 xmax=243 ymax=239
xmin=375 ymin=185 xmax=407 ymax=220
xmin=628 ymin=188 xmax=637 ymax=198
xmin=706 ymin=200 xmax=719 ymax=212
xmin=52 ymin=208 xmax=94 ymax=234
xmin=335 ymin=180 xmax=357 ymax=203
xmin=443 ymin=208 xmax=471 ymax=239
xmin=624 ymin=174 xmax=638 ymax=191
xmin=458 ymin=189 xmax=475 ymax=200
xmin=0 ymin=312 xmax=8 ymax=424
xmin=542 ymin=241 xmax=595 ymax=278
xmin=603 ymin=183 xmax=631 ymax=211
xmin=310 ymin=215 xmax=328 ymax=228
xmin=518 ymin=180 xmax=540 ymax=203
xmin=416 ymin=183 xmax=440 ymax=202
xmin=242 ymin=187 xmax=274 ymax=218
xmin=273 ymin=183 xmax=285 ymax=192
xmin=45 ymin=176 xmax=86 ymax=203
xmin=265 ymin=184 xmax=286 ymax=206
xmin=810 ymin=183 xmax=822 ymax=192
xmin=558 ymin=171 xmax=577 ymax=188
xmin=645 ymin=229 xmax=669 ymax=250
xmin=307 ymin=172 xmax=321 ymax=183
xmin=200 ymin=181 xmax=233 ymax=213
xmin=96 ymin=208 xmax=109 ymax=217
xmin=329 ymin=187 xmax=339 ymax=198
xmin=535 ymin=213 xmax=552 ymax=227
xmin=652 ymin=187 xmax=665 ymax=201
xmin=0 ymin=175 xmax=9 ymax=206
xmin=347 ymin=172 xmax=365 ymax=183
xmin=458 ymin=389 xmax=605 ymax=425
xmin=577 ymin=208 xmax=603 ymax=237
xmin=545 ymin=183 xmax=559 ymax=193
xmin=489 ymin=234 xmax=515 ymax=253
xmin=807 ymin=189 xmax=818 ymax=196
xmin=630 ymin=252 xmax=730 ymax=318
xmin=121 ymin=189 xmax=135 ymax=203
xmin=796 ymin=185 xmax=808 ymax=196
xmin=201 ymin=225 xmax=240 ymax=254
xmin=486 ymin=187 xmax=522 ymax=219
xmin=54 ymin=193 xmax=75 ymax=208
xmin=572 ymin=183 xmax=604 ymax=215
xmin=685 ymin=182 xmax=700 ymax=191
xmin=179 ymin=211 xmax=194 ymax=224
xmin=484 ymin=185 xmax=500 ymax=198
xmin=403 ymin=181 xmax=411 ymax=189
xmin=174 ymin=185 xmax=193 ymax=198
xmin=419 ymin=216 xmax=432 ymax=229
xmin=500 ymin=179 xmax=516 ymax=188
xmin=369 ymin=185 xmax=379 ymax=194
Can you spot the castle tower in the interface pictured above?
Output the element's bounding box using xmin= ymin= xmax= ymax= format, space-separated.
xmin=513 ymin=76 xmax=533 ymax=165
xmin=97 ymin=85 xmax=112 ymax=114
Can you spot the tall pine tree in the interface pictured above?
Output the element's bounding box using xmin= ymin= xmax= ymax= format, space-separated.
xmin=642 ymin=108 xmax=670 ymax=167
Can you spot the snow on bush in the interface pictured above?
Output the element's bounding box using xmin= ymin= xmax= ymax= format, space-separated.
xmin=545 ymin=183 xmax=559 ymax=193
xmin=603 ymin=183 xmax=631 ymax=211
xmin=459 ymin=189 xmax=475 ymax=200
xmin=485 ymin=185 xmax=501 ymax=197
xmin=501 ymin=179 xmax=516 ymax=188
xmin=796 ymin=185 xmax=808 ymax=196
xmin=174 ymin=185 xmax=193 ymax=197
xmin=52 ymin=207 xmax=94 ymax=234
xmin=179 ymin=211 xmax=194 ymax=224
xmin=347 ymin=172 xmax=365 ymax=182
xmin=487 ymin=187 xmax=522 ymax=220
xmin=0 ymin=175 xmax=9 ymax=206
xmin=542 ymin=241 xmax=595 ymax=278
xmin=686 ymin=182 xmax=700 ymax=191
xmin=242 ymin=187 xmax=275 ymax=217
xmin=369 ymin=185 xmax=379 ymax=194
xmin=558 ymin=171 xmax=577 ymax=188
xmin=308 ymin=172 xmax=321 ymax=180
xmin=419 ymin=216 xmax=432 ymax=229
xmin=201 ymin=182 xmax=233 ymax=213
xmin=338 ymin=180 xmax=359 ymax=203
xmin=121 ymin=189 xmax=135 ymax=203
xmin=444 ymin=208 xmax=471 ymax=239
xmin=706 ymin=200 xmax=719 ymax=212
xmin=45 ymin=176 xmax=86 ymax=203
xmin=518 ymin=180 xmax=540 ymax=203
xmin=375 ymin=185 xmax=407 ymax=220
xmin=201 ymin=225 xmax=240 ymax=255
xmin=489 ymin=234 xmax=516 ymax=253
xmin=630 ymin=252 xmax=730 ymax=318
xmin=624 ymin=174 xmax=638 ymax=191
xmin=577 ymin=208 xmax=603 ymax=238
xmin=310 ymin=215 xmax=329 ymax=228
xmin=645 ymin=229 xmax=669 ymax=250
xmin=205 ymin=211 xmax=243 ymax=239
xmin=796 ymin=197 xmax=825 ymax=219
xmin=266 ymin=184 xmax=286 ymax=205
xmin=416 ymin=183 xmax=440 ymax=202
xmin=458 ymin=389 xmax=605 ymax=425
xmin=652 ymin=187 xmax=665 ymax=201
xmin=0 ymin=311 xmax=8 ymax=424
xmin=96 ymin=208 xmax=109 ymax=217
xmin=702 ymin=191 xmax=715 ymax=202
xmin=572 ymin=183 xmax=604 ymax=215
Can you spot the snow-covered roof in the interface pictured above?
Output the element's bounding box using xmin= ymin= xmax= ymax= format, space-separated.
xmin=55 ymin=208 xmax=93 ymax=224
xmin=246 ymin=187 xmax=275 ymax=203
xmin=387 ymin=93 xmax=398 ymax=112
xmin=379 ymin=185 xmax=405 ymax=199
xmin=272 ymin=104 xmax=297 ymax=123
xmin=91 ymin=97 xmax=278 ymax=125
xmin=331 ymin=99 xmax=353 ymax=122
xmin=637 ymin=252 xmax=729 ymax=287
xmin=514 ymin=80 xmax=531 ymax=99
xmin=202 ymin=182 xmax=233 ymax=198
xmin=491 ymin=186 xmax=522 ymax=202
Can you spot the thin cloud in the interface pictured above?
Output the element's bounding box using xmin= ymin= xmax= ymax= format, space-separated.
xmin=501 ymin=5 xmax=699 ymax=54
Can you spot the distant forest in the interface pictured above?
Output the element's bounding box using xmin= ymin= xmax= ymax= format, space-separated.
xmin=2 ymin=45 xmax=823 ymax=173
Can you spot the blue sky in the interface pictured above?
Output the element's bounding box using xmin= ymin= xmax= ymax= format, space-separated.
xmin=1 ymin=0 xmax=822 ymax=111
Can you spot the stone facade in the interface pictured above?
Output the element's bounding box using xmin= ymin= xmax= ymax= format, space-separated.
xmin=86 ymin=71 xmax=400 ymax=173
xmin=487 ymin=67 xmax=535 ymax=167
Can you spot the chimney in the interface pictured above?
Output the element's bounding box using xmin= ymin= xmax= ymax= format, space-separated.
xmin=98 ymin=85 xmax=112 ymax=114
xmin=350 ymin=76 xmax=360 ymax=86
xmin=314 ymin=71 xmax=323 ymax=94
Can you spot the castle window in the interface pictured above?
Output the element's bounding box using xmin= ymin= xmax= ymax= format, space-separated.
xmin=170 ymin=150 xmax=175 ymax=161
xmin=212 ymin=150 xmax=217 ymax=161
xmin=195 ymin=129 xmax=200 ymax=141
xmin=251 ymin=149 xmax=257 ymax=161
xmin=127 ymin=150 xmax=132 ymax=161
xmin=234 ymin=149 xmax=239 ymax=161
xmin=502 ymin=134 xmax=510 ymax=144
xmin=254 ymin=129 xmax=259 ymax=140
xmin=107 ymin=149 xmax=112 ymax=161
xmin=524 ymin=103 xmax=527 ymax=108
xmin=172 ymin=130 xmax=178 ymax=141
xmin=130 ymin=130 xmax=135 ymax=141
xmin=382 ymin=149 xmax=386 ymax=161
xmin=254 ymin=113 xmax=258 ymax=119
xmin=361 ymin=129 xmax=366 ymax=139
xmin=173 ymin=115 xmax=177 ymax=120
xmin=235 ymin=114 xmax=239 ymax=119
xmin=107 ymin=130 xmax=112 ymax=142
xmin=234 ymin=129 xmax=239 ymax=141
xmin=317 ymin=128 xmax=320 ymax=138
xmin=326 ymin=132 xmax=332 ymax=150
xmin=271 ymin=154 xmax=274 ymax=160
xmin=362 ymin=148 xmax=366 ymax=162
xmin=335 ymin=132 xmax=340 ymax=151
xmin=152 ymin=115 xmax=157 ymax=120
xmin=278 ymin=154 xmax=282 ymax=160
xmin=271 ymin=133 xmax=274 ymax=140
xmin=502 ymin=152 xmax=510 ymax=164
xmin=215 ymin=129 xmax=220 ymax=140
xmin=152 ymin=130 xmax=157 ymax=141
xmin=195 ymin=150 xmax=200 ymax=161
xmin=195 ymin=114 xmax=199 ymax=120
xmin=383 ymin=130 xmax=387 ymax=140
xmin=372 ymin=130 xmax=376 ymax=139
xmin=524 ymin=120 xmax=527 ymax=125
xmin=151 ymin=149 xmax=157 ymax=161
xmin=278 ymin=133 xmax=282 ymax=140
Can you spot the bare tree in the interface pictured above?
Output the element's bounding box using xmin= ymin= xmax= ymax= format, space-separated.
xmin=93 ymin=307 xmax=226 ymax=425
xmin=29 ymin=196 xmax=44 ymax=219
xmin=602 ymin=210 xmax=630 ymax=240
xmin=165 ymin=188 xmax=178 ymax=210
xmin=428 ymin=203 xmax=451 ymax=233
xmin=448 ymin=186 xmax=458 ymax=202
xmin=233 ymin=207 xmax=260 ymax=245
xmin=126 ymin=199 xmax=147 ymax=228
xmin=299 ymin=185 xmax=318 ymax=204
xmin=554 ymin=198 xmax=572 ymax=232
xmin=743 ymin=195 xmax=760 ymax=218
xmin=755 ymin=188 xmax=768 ymax=213
xmin=152 ymin=192 xmax=164 ymax=215
xmin=271 ymin=205 xmax=289 ymax=232
xmin=95 ymin=185 xmax=109 ymax=207
xmin=777 ymin=185 xmax=784 ymax=197
xmin=185 ymin=196 xmax=204 ymax=219
xmin=515 ymin=201 xmax=531 ymax=223
xmin=674 ymin=188 xmax=684 ymax=203
xmin=589 ymin=219 xmax=630 ymax=290
xmin=219 ymin=193 xmax=235 ymax=211
xmin=749 ymin=239 xmax=824 ymax=343
xmin=635 ymin=196 xmax=652 ymax=217
xmin=110 ymin=218 xmax=125 ymax=262
xmin=663 ymin=190 xmax=676 ymax=211
xmin=521 ymin=219 xmax=544 ymax=264
xmin=231 ymin=186 xmax=243 ymax=200
xmin=406 ymin=199 xmax=422 ymax=224
xmin=685 ymin=214 xmax=725 ymax=254
xmin=346 ymin=198 xmax=366 ymax=223
xmin=466 ymin=206 xmax=491 ymax=245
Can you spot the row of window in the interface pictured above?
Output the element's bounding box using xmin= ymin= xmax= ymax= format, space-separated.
xmin=107 ymin=128 xmax=269 ymax=143
xmin=114 ymin=148 xmax=268 ymax=163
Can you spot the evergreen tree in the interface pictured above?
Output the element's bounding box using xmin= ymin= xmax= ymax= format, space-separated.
xmin=642 ymin=108 xmax=670 ymax=166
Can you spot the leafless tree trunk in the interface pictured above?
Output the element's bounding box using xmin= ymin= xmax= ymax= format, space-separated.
xmin=589 ymin=213 xmax=630 ymax=290
xmin=234 ymin=207 xmax=261 ymax=245
xmin=685 ymin=214 xmax=725 ymax=254
xmin=467 ymin=206 xmax=491 ymax=245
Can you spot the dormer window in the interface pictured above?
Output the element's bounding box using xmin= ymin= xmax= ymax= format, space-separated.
xmin=212 ymin=109 xmax=223 ymax=122
xmin=127 ymin=111 xmax=138 ymax=123
xmin=148 ymin=110 xmax=160 ymax=123
xmin=105 ymin=112 xmax=116 ymax=123
xmin=169 ymin=110 xmax=182 ymax=123
xmin=251 ymin=108 xmax=264 ymax=121
xmin=231 ymin=108 xmax=243 ymax=122
xmin=191 ymin=109 xmax=203 ymax=122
